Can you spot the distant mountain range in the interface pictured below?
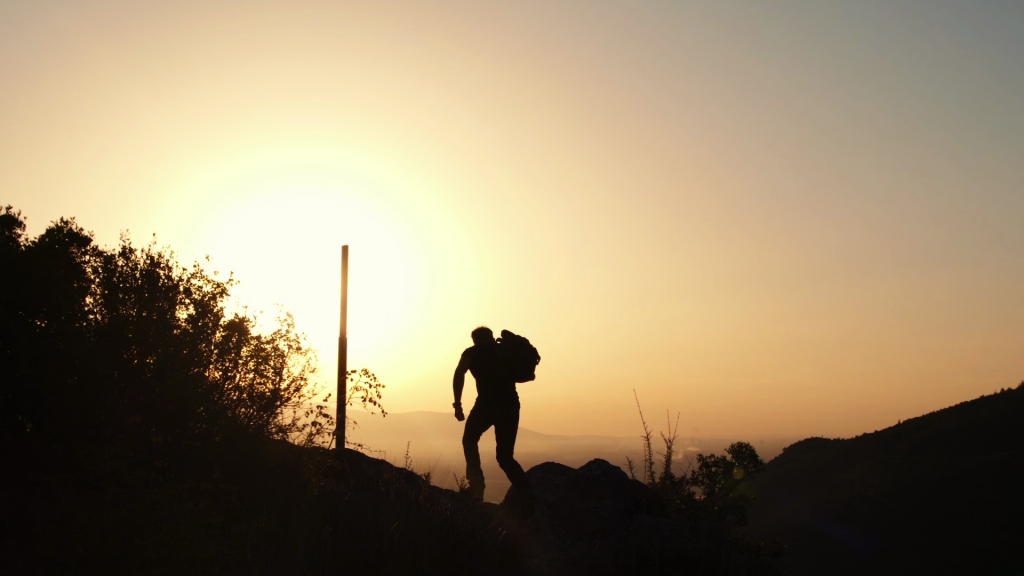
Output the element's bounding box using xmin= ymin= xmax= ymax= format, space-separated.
xmin=349 ymin=410 xmax=793 ymax=502
xmin=739 ymin=384 xmax=1024 ymax=575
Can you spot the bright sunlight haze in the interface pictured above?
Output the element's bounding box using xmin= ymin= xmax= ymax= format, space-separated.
xmin=3 ymin=0 xmax=1022 ymax=440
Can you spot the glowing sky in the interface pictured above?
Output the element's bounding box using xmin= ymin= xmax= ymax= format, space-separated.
xmin=3 ymin=0 xmax=1022 ymax=439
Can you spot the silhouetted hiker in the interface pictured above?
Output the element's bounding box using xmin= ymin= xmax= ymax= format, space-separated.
xmin=453 ymin=326 xmax=536 ymax=518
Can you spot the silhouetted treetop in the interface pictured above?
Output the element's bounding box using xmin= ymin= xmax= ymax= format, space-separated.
xmin=0 ymin=207 xmax=326 ymax=454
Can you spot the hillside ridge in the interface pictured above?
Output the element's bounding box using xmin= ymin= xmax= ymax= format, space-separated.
xmin=741 ymin=383 xmax=1024 ymax=575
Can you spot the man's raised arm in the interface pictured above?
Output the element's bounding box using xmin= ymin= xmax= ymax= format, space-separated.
xmin=452 ymin=350 xmax=471 ymax=421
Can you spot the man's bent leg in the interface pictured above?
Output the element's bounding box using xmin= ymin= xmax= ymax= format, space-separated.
xmin=493 ymin=401 xmax=533 ymax=500
xmin=462 ymin=403 xmax=492 ymax=501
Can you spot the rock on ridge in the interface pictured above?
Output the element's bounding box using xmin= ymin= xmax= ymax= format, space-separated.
xmin=503 ymin=458 xmax=687 ymax=575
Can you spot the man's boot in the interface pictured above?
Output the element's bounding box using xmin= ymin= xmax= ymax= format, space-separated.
xmin=465 ymin=481 xmax=484 ymax=504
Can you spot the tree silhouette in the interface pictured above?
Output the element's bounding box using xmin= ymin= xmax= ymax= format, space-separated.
xmin=0 ymin=206 xmax=365 ymax=456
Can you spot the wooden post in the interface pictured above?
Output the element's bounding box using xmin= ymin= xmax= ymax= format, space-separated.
xmin=337 ymin=245 xmax=349 ymax=452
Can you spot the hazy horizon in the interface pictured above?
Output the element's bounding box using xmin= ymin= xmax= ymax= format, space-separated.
xmin=349 ymin=408 xmax=797 ymax=502
xmin=3 ymin=0 xmax=1022 ymax=439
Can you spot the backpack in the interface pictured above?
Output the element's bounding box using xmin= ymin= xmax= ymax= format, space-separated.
xmin=496 ymin=329 xmax=541 ymax=383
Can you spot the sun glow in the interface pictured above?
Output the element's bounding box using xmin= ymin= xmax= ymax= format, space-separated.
xmin=6 ymin=0 xmax=1021 ymax=437
xmin=210 ymin=189 xmax=416 ymax=343
xmin=170 ymin=164 xmax=425 ymax=385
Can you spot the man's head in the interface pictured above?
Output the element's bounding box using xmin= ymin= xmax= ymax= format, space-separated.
xmin=471 ymin=326 xmax=494 ymax=346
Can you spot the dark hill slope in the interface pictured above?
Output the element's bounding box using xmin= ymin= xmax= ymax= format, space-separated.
xmin=739 ymin=384 xmax=1024 ymax=575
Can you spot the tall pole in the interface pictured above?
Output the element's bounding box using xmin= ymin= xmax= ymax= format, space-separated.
xmin=337 ymin=245 xmax=349 ymax=452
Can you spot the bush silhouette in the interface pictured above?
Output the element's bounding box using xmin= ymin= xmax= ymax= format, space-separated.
xmin=626 ymin=391 xmax=783 ymax=573
xmin=0 ymin=206 xmax=343 ymax=453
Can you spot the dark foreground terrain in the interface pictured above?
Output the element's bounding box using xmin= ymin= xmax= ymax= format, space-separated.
xmin=4 ymin=440 xmax=529 ymax=575
xmin=3 ymin=440 xmax=783 ymax=576
xmin=739 ymin=384 xmax=1024 ymax=575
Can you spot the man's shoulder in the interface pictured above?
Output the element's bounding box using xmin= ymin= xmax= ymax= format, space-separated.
xmin=457 ymin=346 xmax=476 ymax=369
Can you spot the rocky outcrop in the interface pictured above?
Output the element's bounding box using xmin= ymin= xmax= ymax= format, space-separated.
xmin=503 ymin=459 xmax=688 ymax=575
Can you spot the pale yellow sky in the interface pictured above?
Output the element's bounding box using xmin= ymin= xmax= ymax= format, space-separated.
xmin=3 ymin=0 xmax=1022 ymax=439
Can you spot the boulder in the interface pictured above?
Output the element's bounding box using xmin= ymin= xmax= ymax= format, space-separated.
xmin=503 ymin=459 xmax=687 ymax=575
